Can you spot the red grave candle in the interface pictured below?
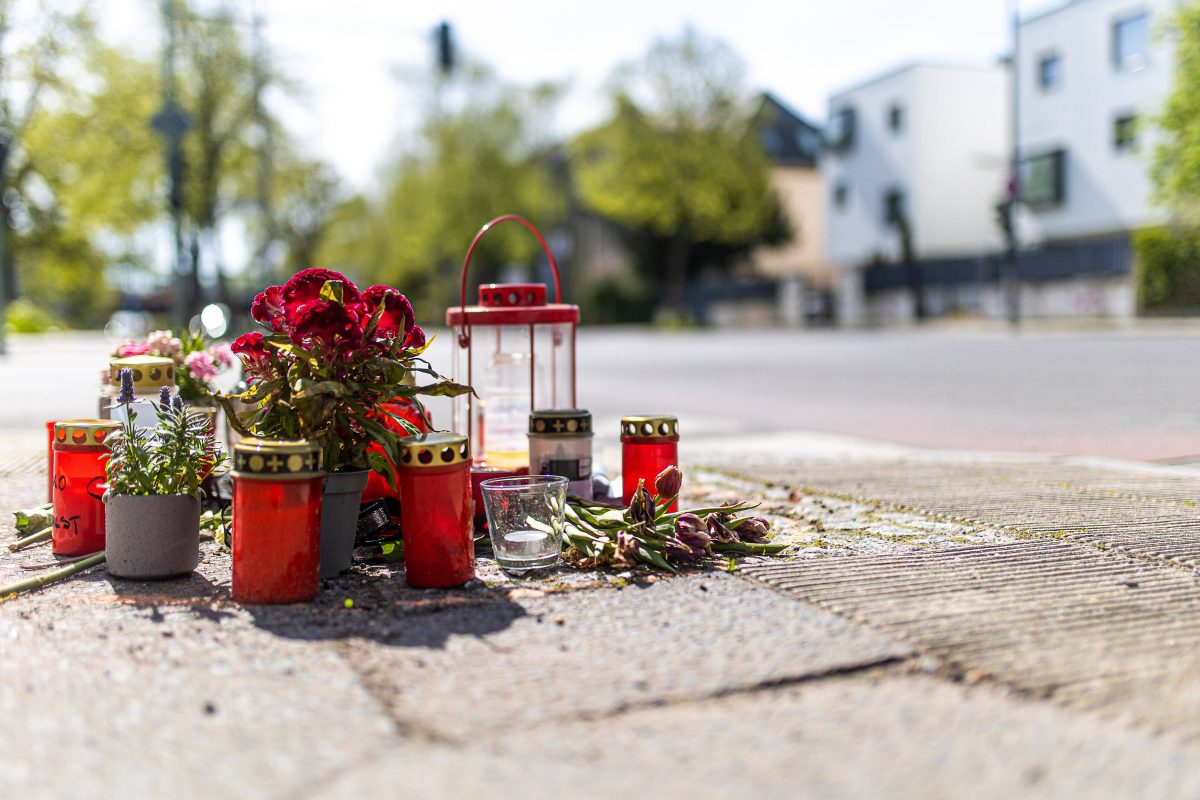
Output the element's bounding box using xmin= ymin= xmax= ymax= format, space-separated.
xmin=231 ymin=438 xmax=325 ymax=604
xmin=621 ymin=415 xmax=680 ymax=512
xmin=397 ymin=432 xmax=474 ymax=588
xmin=52 ymin=419 xmax=121 ymax=556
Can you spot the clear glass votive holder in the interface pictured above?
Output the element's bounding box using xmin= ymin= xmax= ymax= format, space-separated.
xmin=481 ymin=475 xmax=567 ymax=575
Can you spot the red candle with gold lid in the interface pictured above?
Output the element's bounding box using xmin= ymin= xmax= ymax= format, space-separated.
xmin=52 ymin=419 xmax=121 ymax=555
xmin=621 ymin=415 xmax=680 ymax=512
xmin=231 ymin=438 xmax=324 ymax=604
xmin=397 ymin=432 xmax=474 ymax=588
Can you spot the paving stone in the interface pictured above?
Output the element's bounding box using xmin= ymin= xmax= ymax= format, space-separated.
xmin=310 ymin=671 xmax=1200 ymax=800
xmin=328 ymin=573 xmax=911 ymax=741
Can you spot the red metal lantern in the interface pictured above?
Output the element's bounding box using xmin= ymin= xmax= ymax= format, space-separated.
xmin=446 ymin=215 xmax=579 ymax=470
xmin=52 ymin=419 xmax=121 ymax=556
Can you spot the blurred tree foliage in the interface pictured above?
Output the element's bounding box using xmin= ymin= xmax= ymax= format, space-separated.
xmin=0 ymin=0 xmax=338 ymax=327
xmin=315 ymin=64 xmax=565 ymax=321
xmin=1152 ymin=3 xmax=1200 ymax=227
xmin=571 ymin=28 xmax=788 ymax=312
xmin=1134 ymin=226 xmax=1200 ymax=311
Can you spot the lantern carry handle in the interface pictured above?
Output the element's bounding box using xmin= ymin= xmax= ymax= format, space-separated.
xmin=458 ymin=215 xmax=563 ymax=346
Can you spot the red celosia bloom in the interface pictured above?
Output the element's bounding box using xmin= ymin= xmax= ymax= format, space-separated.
xmin=362 ymin=285 xmax=415 ymax=340
xmin=403 ymin=325 xmax=426 ymax=351
xmin=231 ymin=331 xmax=274 ymax=381
xmin=288 ymin=299 xmax=361 ymax=347
xmin=250 ymin=285 xmax=287 ymax=332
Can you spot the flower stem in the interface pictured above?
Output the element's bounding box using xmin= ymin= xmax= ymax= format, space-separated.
xmin=8 ymin=527 xmax=51 ymax=552
xmin=0 ymin=552 xmax=106 ymax=599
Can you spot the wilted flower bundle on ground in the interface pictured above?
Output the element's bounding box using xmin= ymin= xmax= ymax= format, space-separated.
xmin=561 ymin=466 xmax=787 ymax=572
xmin=222 ymin=268 xmax=471 ymax=478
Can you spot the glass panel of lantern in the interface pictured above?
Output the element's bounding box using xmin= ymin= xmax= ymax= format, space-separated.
xmin=446 ymin=216 xmax=579 ymax=470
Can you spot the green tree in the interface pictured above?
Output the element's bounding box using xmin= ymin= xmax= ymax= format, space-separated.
xmin=571 ymin=28 xmax=787 ymax=312
xmin=316 ymin=63 xmax=565 ymax=319
xmin=1152 ymin=4 xmax=1200 ymax=225
xmin=0 ymin=0 xmax=98 ymax=329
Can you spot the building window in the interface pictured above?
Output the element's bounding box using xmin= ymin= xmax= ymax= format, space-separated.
xmin=1113 ymin=114 xmax=1138 ymax=151
xmin=827 ymin=106 xmax=856 ymax=152
xmin=833 ymin=183 xmax=848 ymax=210
xmin=887 ymin=104 xmax=903 ymax=134
xmin=1113 ymin=12 xmax=1149 ymax=71
xmin=1020 ymin=149 xmax=1067 ymax=208
xmin=1038 ymin=53 xmax=1062 ymax=90
xmin=883 ymin=188 xmax=906 ymax=226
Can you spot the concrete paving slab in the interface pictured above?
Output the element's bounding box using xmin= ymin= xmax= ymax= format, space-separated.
xmin=327 ymin=573 xmax=911 ymax=741
xmin=311 ymin=671 xmax=1200 ymax=800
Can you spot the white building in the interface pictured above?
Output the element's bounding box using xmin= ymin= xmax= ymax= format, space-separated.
xmin=823 ymin=63 xmax=1010 ymax=324
xmin=1011 ymin=0 xmax=1177 ymax=317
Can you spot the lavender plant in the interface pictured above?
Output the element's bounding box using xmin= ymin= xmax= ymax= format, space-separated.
xmin=106 ymin=369 xmax=225 ymax=497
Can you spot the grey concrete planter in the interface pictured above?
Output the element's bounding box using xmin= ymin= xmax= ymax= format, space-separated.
xmin=105 ymin=493 xmax=201 ymax=580
xmin=319 ymin=469 xmax=370 ymax=578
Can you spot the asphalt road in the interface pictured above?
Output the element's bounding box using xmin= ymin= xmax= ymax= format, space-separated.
xmin=3 ymin=325 xmax=1199 ymax=462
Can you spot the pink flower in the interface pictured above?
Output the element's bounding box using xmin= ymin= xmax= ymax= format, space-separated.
xmin=209 ymin=343 xmax=235 ymax=370
xmin=185 ymin=351 xmax=218 ymax=383
xmin=146 ymin=330 xmax=183 ymax=364
xmin=116 ymin=340 xmax=151 ymax=357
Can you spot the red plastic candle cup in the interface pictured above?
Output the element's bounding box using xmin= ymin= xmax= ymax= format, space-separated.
xmin=620 ymin=415 xmax=680 ymax=512
xmin=52 ymin=419 xmax=121 ymax=556
xmin=231 ymin=438 xmax=324 ymax=604
xmin=45 ymin=420 xmax=57 ymax=503
xmin=398 ymin=432 xmax=474 ymax=588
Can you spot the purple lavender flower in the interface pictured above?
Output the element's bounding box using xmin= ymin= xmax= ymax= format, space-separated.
xmin=116 ymin=368 xmax=135 ymax=405
xmin=159 ymin=386 xmax=172 ymax=407
xmin=172 ymin=395 xmax=184 ymax=415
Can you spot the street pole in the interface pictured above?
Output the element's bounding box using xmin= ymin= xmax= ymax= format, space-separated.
xmin=252 ymin=9 xmax=275 ymax=284
xmin=153 ymin=0 xmax=191 ymax=331
xmin=1005 ymin=0 xmax=1022 ymax=328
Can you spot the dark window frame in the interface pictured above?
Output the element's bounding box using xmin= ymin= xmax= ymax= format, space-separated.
xmin=1037 ymin=52 xmax=1062 ymax=91
xmin=827 ymin=106 xmax=857 ymax=153
xmin=1020 ymin=149 xmax=1067 ymax=208
xmin=833 ymin=182 xmax=849 ymax=210
xmin=1113 ymin=113 xmax=1138 ymax=151
xmin=1112 ymin=11 xmax=1150 ymax=72
xmin=887 ymin=103 xmax=904 ymax=134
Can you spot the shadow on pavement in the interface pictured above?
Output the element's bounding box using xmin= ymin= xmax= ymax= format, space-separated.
xmin=242 ymin=563 xmax=528 ymax=649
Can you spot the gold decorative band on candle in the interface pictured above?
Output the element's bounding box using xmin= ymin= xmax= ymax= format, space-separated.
xmin=620 ymin=415 xmax=679 ymax=439
xmin=398 ymin=431 xmax=470 ymax=468
xmin=232 ymin=437 xmax=324 ymax=480
xmin=108 ymin=355 xmax=176 ymax=390
xmin=53 ymin=419 xmax=122 ymax=448
xmin=529 ymin=409 xmax=592 ymax=436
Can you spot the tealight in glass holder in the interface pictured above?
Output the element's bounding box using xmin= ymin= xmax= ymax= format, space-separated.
xmin=481 ymin=475 xmax=567 ymax=575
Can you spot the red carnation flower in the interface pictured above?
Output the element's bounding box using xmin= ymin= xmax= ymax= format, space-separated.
xmin=251 ymin=285 xmax=287 ymax=332
xmin=362 ymin=285 xmax=415 ymax=340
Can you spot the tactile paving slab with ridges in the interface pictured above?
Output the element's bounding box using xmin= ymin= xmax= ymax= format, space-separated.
xmin=742 ymin=540 xmax=1200 ymax=740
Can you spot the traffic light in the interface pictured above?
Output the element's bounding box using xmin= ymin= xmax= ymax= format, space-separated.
xmin=436 ymin=21 xmax=455 ymax=75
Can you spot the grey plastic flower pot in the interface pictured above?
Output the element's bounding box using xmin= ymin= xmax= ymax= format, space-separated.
xmin=105 ymin=493 xmax=201 ymax=580
xmin=319 ymin=469 xmax=370 ymax=578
